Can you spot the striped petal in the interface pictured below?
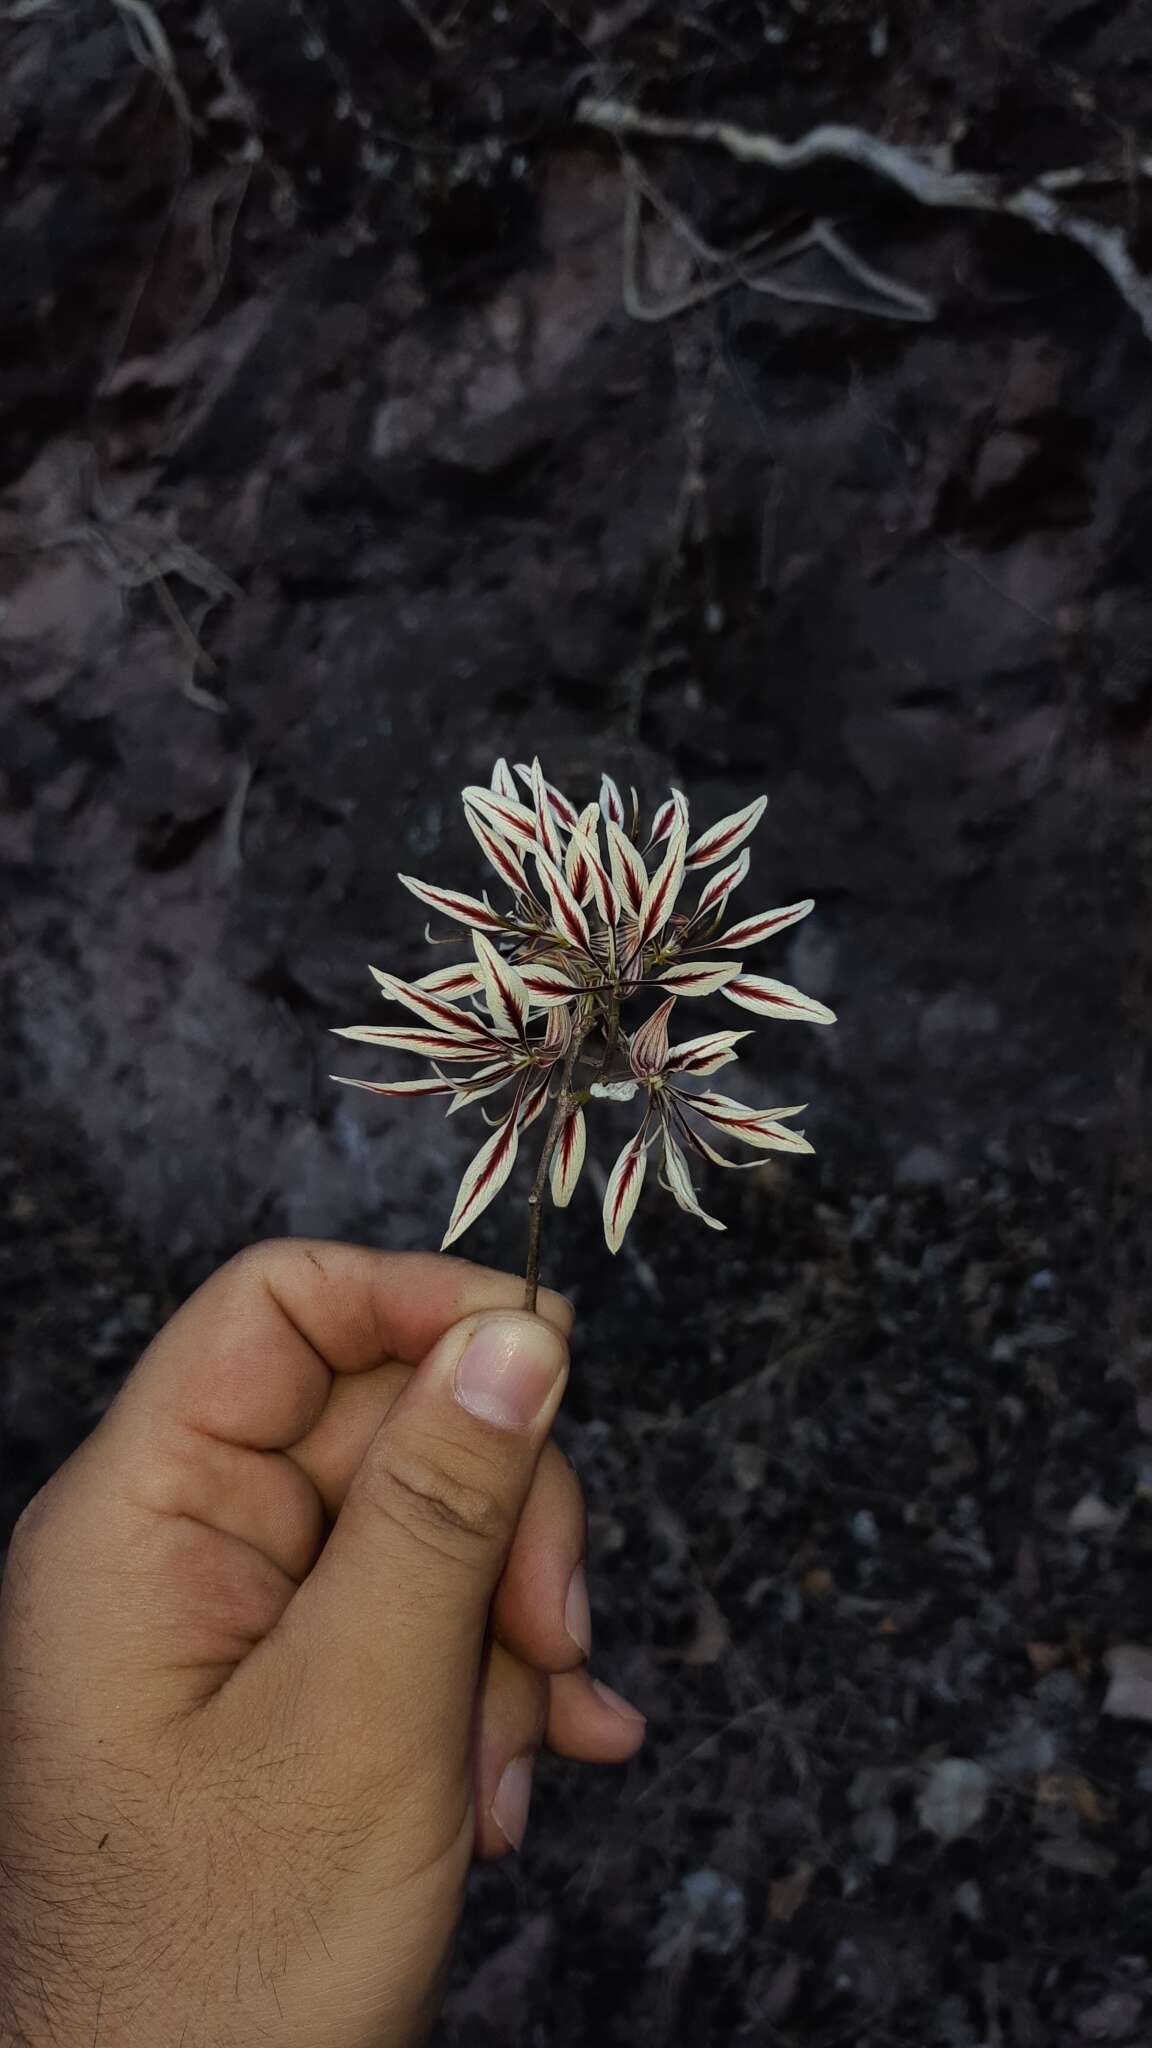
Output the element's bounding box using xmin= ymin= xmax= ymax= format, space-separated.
xmin=665 ymin=1028 xmax=751 ymax=1076
xmin=628 ymin=995 xmax=676 ymax=1075
xmin=472 ymin=932 xmax=531 ymax=1040
xmin=603 ymin=1125 xmax=650 ymax=1252
xmin=398 ymin=873 xmax=509 ymax=934
xmin=518 ymin=959 xmax=582 ymax=1006
xmin=685 ymin=794 xmax=767 ymax=870
xmin=654 ymin=959 xmax=743 ymax=997
xmin=363 ymin=971 xmax=501 ymax=1043
xmin=549 ymin=1106 xmax=586 ymax=1208
xmin=518 ymin=1069 xmax=554 ymax=1129
xmin=704 ymin=899 xmax=815 ymax=951
xmin=534 ymin=847 xmax=593 ymax=953
xmin=441 ymin=1098 xmax=523 ymax=1248
xmin=564 ymin=829 xmax=593 ymax=905
xmin=445 ymin=1062 xmax=521 ymax=1114
xmin=691 ymin=1092 xmax=815 ymax=1153
xmin=542 ymin=1003 xmax=574 ymax=1056
xmin=571 ymin=826 xmax=619 ymax=928
xmin=662 ymin=1127 xmax=725 ymax=1230
xmin=490 ymin=756 xmax=519 ymax=800
xmin=529 ymin=758 xmax=563 ymax=867
xmin=694 ymin=848 xmax=750 ymax=921
xmin=722 ymin=975 xmax=836 ymax=1025
xmin=412 ymin=962 xmax=484 ymax=999
xmin=463 ymin=786 xmax=539 ymax=855
xmin=515 ymin=762 xmax=579 ymax=833
xmin=635 ymin=807 xmax=689 ymax=952
xmin=599 ymin=773 xmax=626 ymax=829
xmin=330 ymin=1073 xmax=456 ymax=1098
xmin=646 ymin=792 xmax=684 ymax=849
xmin=330 ymin=1025 xmax=501 ymax=1062
xmin=605 ymin=818 xmax=648 ymax=917
xmin=465 ymin=805 xmax=533 ymax=898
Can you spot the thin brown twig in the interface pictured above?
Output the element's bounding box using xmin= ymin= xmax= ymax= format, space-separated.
xmin=523 ymin=1016 xmax=591 ymax=1312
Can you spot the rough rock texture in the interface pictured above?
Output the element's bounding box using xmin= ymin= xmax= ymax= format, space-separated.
xmin=3 ymin=3 xmax=1152 ymax=2041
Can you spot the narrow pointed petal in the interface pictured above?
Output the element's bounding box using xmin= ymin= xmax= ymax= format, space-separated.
xmin=543 ymin=1003 xmax=574 ymax=1056
xmin=665 ymin=1028 xmax=752 ymax=1076
xmin=722 ymin=975 xmax=836 ymax=1024
xmin=694 ymin=847 xmax=750 ymax=920
xmin=635 ymin=812 xmax=688 ymax=952
xmin=463 ymin=786 xmax=539 ymax=854
xmin=599 ymin=773 xmax=626 ymax=829
xmin=564 ymin=829 xmax=593 ymax=906
xmin=411 ymin=962 xmax=485 ymax=999
xmin=704 ymin=900 xmax=815 ymax=951
xmin=603 ymin=1126 xmax=650 ymax=1252
xmin=518 ymin=959 xmax=581 ymax=1006
xmin=534 ymin=846 xmax=593 ymax=953
xmin=605 ymin=818 xmax=648 ymax=917
xmin=472 ymin=931 xmax=531 ymax=1039
xmin=440 ymin=1100 xmax=523 ymax=1248
xmin=330 ymin=1073 xmax=456 ymax=1097
xmin=490 ymin=756 xmax=519 ymax=800
xmin=654 ymin=960 xmax=743 ymax=997
xmin=685 ymin=794 xmax=767 ymax=870
xmin=691 ymin=1093 xmax=815 ymax=1152
xmin=518 ymin=1069 xmax=554 ymax=1129
xmin=330 ymin=1025 xmax=501 ymax=1061
xmin=695 ymin=1092 xmax=808 ymax=1120
xmin=465 ymin=805 xmax=533 ymax=898
xmin=549 ymin=1106 xmax=587 ymax=1208
xmin=528 ymin=757 xmax=564 ymax=867
xmin=570 ymin=826 xmax=619 ymax=927
xmin=628 ymin=995 xmax=676 ymax=1075
xmin=515 ymin=762 xmax=579 ymax=833
xmin=445 ymin=1062 xmax=521 ymax=1112
xmin=361 ymin=972 xmax=501 ymax=1043
xmin=398 ymin=873 xmax=509 ymax=934
xmin=647 ymin=792 xmax=684 ymax=848
xmin=662 ymin=1127 xmax=726 ymax=1230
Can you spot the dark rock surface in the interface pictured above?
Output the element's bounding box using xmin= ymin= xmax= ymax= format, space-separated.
xmin=3 ymin=4 xmax=1152 ymax=2041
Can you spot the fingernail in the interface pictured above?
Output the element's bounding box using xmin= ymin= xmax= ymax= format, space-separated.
xmin=592 ymin=1678 xmax=647 ymax=1727
xmin=454 ymin=1315 xmax=565 ymax=1433
xmin=564 ymin=1563 xmax=592 ymax=1657
xmin=491 ymin=1755 xmax=534 ymax=1851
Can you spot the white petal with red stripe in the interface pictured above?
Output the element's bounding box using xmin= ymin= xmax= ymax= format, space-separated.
xmin=411 ymin=962 xmax=484 ymax=999
xmin=534 ymin=847 xmax=593 ymax=953
xmin=599 ymin=773 xmax=626 ymax=828
xmin=398 ymin=873 xmax=509 ymax=933
xmin=490 ymin=756 xmax=519 ymax=800
xmin=685 ymin=794 xmax=767 ymax=870
xmin=441 ymin=1100 xmax=523 ymax=1248
xmin=654 ymin=959 xmax=743 ymax=996
xmin=529 ymin=757 xmax=563 ymax=867
xmin=472 ymin=932 xmax=531 ymax=1039
xmin=465 ymin=805 xmax=533 ymax=897
xmin=330 ymin=1073 xmax=456 ymax=1098
xmin=603 ymin=1125 xmax=650 ymax=1252
xmin=515 ymin=762 xmax=579 ymax=833
xmin=705 ymin=900 xmax=814 ymax=951
xmin=605 ymin=819 xmax=648 ymax=917
xmin=662 ymin=1127 xmax=725 ymax=1229
xmin=694 ymin=847 xmax=750 ymax=920
xmin=721 ymin=975 xmax=836 ymax=1024
xmin=665 ymin=1028 xmax=751 ymax=1076
xmin=359 ymin=972 xmax=500 ymax=1043
xmin=635 ymin=809 xmax=688 ymax=952
xmin=462 ymin=786 xmax=539 ymax=854
xmin=330 ymin=1025 xmax=501 ymax=1062
xmin=549 ymin=1106 xmax=586 ymax=1208
xmin=518 ymin=959 xmax=581 ymax=1007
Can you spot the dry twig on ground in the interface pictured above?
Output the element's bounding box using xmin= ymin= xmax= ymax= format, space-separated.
xmin=579 ymin=96 xmax=1152 ymax=342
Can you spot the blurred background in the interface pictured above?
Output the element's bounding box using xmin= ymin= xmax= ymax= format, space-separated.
xmin=3 ymin=2 xmax=1152 ymax=2040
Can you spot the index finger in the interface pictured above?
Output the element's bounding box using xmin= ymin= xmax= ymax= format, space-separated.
xmin=111 ymin=1239 xmax=573 ymax=1453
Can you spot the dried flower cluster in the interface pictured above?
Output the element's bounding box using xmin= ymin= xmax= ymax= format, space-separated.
xmin=332 ymin=760 xmax=835 ymax=1293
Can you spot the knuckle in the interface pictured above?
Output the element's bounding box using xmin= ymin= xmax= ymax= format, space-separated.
xmin=367 ymin=1431 xmax=511 ymax=1560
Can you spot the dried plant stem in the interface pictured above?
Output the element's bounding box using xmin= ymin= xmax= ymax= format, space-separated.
xmin=523 ymin=1016 xmax=592 ymax=1312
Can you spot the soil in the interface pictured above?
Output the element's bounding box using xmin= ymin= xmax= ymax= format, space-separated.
xmin=3 ymin=3 xmax=1152 ymax=2042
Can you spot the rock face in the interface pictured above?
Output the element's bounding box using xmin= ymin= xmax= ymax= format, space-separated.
xmin=3 ymin=4 xmax=1152 ymax=2043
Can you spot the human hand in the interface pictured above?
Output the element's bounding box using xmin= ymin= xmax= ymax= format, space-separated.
xmin=0 ymin=1241 xmax=644 ymax=2047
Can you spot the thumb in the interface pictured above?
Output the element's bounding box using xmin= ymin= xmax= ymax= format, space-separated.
xmin=276 ymin=1307 xmax=569 ymax=1786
